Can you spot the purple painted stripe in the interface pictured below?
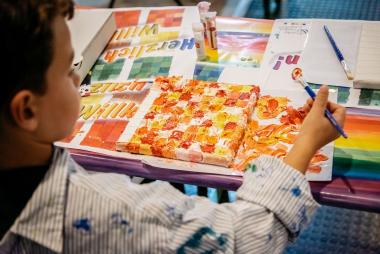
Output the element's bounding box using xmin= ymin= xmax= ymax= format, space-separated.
xmin=71 ymin=150 xmax=242 ymax=190
xmin=347 ymin=107 xmax=380 ymax=116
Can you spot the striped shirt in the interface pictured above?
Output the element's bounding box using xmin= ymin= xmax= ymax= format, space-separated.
xmin=0 ymin=147 xmax=319 ymax=253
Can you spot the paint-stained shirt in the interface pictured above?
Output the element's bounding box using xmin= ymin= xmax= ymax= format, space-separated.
xmin=0 ymin=147 xmax=319 ymax=254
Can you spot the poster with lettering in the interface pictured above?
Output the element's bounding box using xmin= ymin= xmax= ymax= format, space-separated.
xmin=57 ymin=80 xmax=152 ymax=156
xmin=88 ymin=6 xmax=200 ymax=84
xmin=57 ymin=7 xmax=200 ymax=155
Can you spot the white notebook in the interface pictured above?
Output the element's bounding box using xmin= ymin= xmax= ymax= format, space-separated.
xmin=353 ymin=23 xmax=380 ymax=89
xmin=67 ymin=9 xmax=116 ymax=83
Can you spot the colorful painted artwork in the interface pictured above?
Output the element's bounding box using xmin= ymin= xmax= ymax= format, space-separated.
xmin=209 ymin=17 xmax=273 ymax=68
xmin=110 ymin=79 xmax=333 ymax=180
xmin=117 ymin=77 xmax=259 ymax=167
xmin=334 ymin=113 xmax=380 ymax=179
xmin=214 ymin=31 xmax=270 ymax=67
xmin=233 ymin=90 xmax=333 ymax=181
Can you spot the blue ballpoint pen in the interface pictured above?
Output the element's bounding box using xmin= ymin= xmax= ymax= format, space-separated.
xmin=292 ymin=68 xmax=348 ymax=139
xmin=323 ymin=25 xmax=354 ymax=80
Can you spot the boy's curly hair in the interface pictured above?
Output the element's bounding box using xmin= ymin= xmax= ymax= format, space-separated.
xmin=0 ymin=0 xmax=74 ymax=120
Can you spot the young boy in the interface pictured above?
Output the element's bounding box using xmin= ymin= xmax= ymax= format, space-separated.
xmin=0 ymin=0 xmax=346 ymax=253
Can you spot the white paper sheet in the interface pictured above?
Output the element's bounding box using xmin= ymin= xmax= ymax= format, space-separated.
xmin=259 ymin=19 xmax=311 ymax=87
xmin=217 ymin=66 xmax=261 ymax=85
xmin=299 ymin=20 xmax=362 ymax=87
xmin=354 ymin=22 xmax=380 ymax=89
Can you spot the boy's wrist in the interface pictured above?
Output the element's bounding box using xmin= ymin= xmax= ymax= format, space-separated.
xmin=295 ymin=133 xmax=319 ymax=155
xmin=296 ymin=137 xmax=318 ymax=158
xmin=284 ymin=136 xmax=318 ymax=174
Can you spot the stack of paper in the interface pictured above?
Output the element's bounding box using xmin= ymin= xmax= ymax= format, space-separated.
xmin=67 ymin=9 xmax=117 ymax=83
xmin=353 ymin=22 xmax=380 ymax=89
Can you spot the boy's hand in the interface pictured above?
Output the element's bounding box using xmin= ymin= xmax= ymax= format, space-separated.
xmin=284 ymin=86 xmax=346 ymax=174
xmin=299 ymin=85 xmax=346 ymax=151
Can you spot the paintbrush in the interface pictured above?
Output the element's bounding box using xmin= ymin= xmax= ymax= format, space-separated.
xmin=292 ymin=67 xmax=348 ymax=139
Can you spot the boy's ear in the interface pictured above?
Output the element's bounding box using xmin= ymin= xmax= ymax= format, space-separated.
xmin=10 ymin=90 xmax=39 ymax=131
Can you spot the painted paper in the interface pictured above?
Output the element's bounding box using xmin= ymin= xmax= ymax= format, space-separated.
xmin=334 ymin=112 xmax=380 ymax=180
xmin=233 ymin=89 xmax=335 ymax=181
xmin=214 ymin=17 xmax=273 ymax=85
xmin=213 ymin=17 xmax=273 ymax=68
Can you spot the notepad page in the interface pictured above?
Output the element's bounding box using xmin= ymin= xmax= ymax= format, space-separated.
xmin=354 ymin=23 xmax=380 ymax=89
xmin=299 ymin=20 xmax=362 ymax=87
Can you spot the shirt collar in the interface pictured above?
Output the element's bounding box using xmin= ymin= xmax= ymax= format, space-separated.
xmin=8 ymin=147 xmax=71 ymax=253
